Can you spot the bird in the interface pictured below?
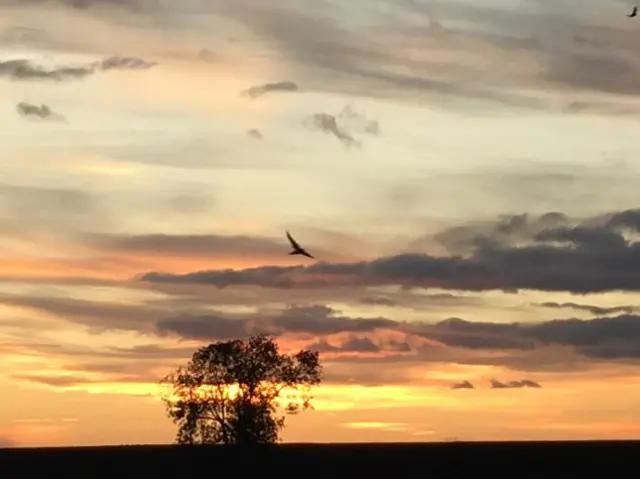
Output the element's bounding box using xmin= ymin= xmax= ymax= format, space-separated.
xmin=285 ymin=230 xmax=315 ymax=259
xmin=628 ymin=6 xmax=637 ymax=17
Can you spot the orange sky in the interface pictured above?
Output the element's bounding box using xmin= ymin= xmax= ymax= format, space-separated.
xmin=2 ymin=0 xmax=640 ymax=447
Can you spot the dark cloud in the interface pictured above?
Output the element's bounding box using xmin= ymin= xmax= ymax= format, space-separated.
xmin=10 ymin=285 xmax=640 ymax=364
xmin=16 ymin=101 xmax=66 ymax=122
xmin=0 ymin=58 xmax=93 ymax=81
xmin=490 ymin=379 xmax=541 ymax=389
xmin=529 ymin=314 xmax=640 ymax=358
xmin=424 ymin=314 xmax=640 ymax=361
xmin=303 ymin=105 xmax=379 ymax=147
xmin=422 ymin=211 xmax=571 ymax=256
xmin=240 ymin=81 xmax=298 ymax=99
xmin=247 ymin=128 xmax=263 ymax=139
xmin=4 ymin=288 xmax=640 ymax=383
xmin=156 ymin=304 xmax=397 ymax=341
xmin=152 ymin=306 xmax=640 ymax=362
xmin=0 ymin=55 xmax=156 ymax=82
xmin=426 ymin=318 xmax=535 ymax=351
xmin=156 ymin=313 xmax=249 ymax=341
xmin=97 ymin=56 xmax=156 ymax=71
xmin=303 ymin=113 xmax=359 ymax=147
xmin=536 ymin=301 xmax=639 ymax=316
xmin=451 ymin=380 xmax=474 ymax=389
xmin=140 ymin=208 xmax=640 ymax=295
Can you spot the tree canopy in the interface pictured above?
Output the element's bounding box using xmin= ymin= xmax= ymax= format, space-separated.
xmin=161 ymin=334 xmax=322 ymax=445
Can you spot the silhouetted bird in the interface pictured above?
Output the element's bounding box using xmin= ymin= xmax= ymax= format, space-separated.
xmin=628 ymin=6 xmax=637 ymax=17
xmin=286 ymin=231 xmax=314 ymax=259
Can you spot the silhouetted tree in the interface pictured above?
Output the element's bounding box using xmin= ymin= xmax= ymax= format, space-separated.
xmin=161 ymin=334 xmax=322 ymax=445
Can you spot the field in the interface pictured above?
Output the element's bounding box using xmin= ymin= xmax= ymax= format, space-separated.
xmin=1 ymin=441 xmax=638 ymax=477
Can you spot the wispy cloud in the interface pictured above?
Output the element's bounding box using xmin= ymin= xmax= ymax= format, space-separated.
xmin=240 ymin=81 xmax=298 ymax=99
xmin=247 ymin=128 xmax=263 ymax=139
xmin=97 ymin=55 xmax=156 ymax=71
xmin=0 ymin=55 xmax=156 ymax=82
xmin=303 ymin=105 xmax=379 ymax=148
xmin=536 ymin=301 xmax=640 ymax=316
xmin=17 ymin=102 xmax=66 ymax=122
xmin=451 ymin=380 xmax=474 ymax=389
xmin=490 ymin=379 xmax=542 ymax=389
xmin=304 ymin=113 xmax=359 ymax=147
xmin=0 ymin=58 xmax=93 ymax=81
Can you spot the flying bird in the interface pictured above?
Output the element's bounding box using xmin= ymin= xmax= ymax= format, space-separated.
xmin=628 ymin=6 xmax=637 ymax=17
xmin=286 ymin=231 xmax=314 ymax=259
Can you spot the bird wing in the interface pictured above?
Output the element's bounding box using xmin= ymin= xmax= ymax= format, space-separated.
xmin=301 ymin=250 xmax=315 ymax=259
xmin=286 ymin=230 xmax=302 ymax=250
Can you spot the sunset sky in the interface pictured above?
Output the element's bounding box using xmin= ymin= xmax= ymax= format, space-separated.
xmin=2 ymin=0 xmax=640 ymax=447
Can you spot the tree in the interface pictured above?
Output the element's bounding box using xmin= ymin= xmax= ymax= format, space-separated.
xmin=161 ymin=334 xmax=322 ymax=445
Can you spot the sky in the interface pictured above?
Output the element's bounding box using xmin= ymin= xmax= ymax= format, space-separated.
xmin=2 ymin=0 xmax=640 ymax=447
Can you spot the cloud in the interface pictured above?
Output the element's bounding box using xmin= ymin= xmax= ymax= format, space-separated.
xmin=0 ymin=55 xmax=156 ymax=82
xmin=428 ymin=315 xmax=640 ymax=361
xmin=304 ymin=113 xmax=359 ymax=147
xmin=303 ymin=105 xmax=378 ymax=148
xmin=16 ymin=102 xmax=66 ymax=122
xmin=5 ymin=287 xmax=640 ymax=391
xmin=451 ymin=380 xmax=474 ymax=389
xmin=192 ymin=0 xmax=640 ymax=111
xmin=97 ymin=56 xmax=156 ymax=71
xmin=8 ymin=285 xmax=640 ymax=366
xmin=490 ymin=379 xmax=541 ymax=389
xmin=426 ymin=318 xmax=534 ymax=351
xmin=337 ymin=104 xmax=380 ymax=136
xmin=240 ymin=81 xmax=298 ymax=99
xmin=15 ymin=0 xmax=147 ymax=11
xmin=536 ymin=302 xmax=639 ymax=316
xmin=140 ymin=208 xmax=640 ymax=294
xmin=156 ymin=304 xmax=397 ymax=342
xmin=0 ymin=58 xmax=93 ymax=81
xmin=9 ymin=0 xmax=640 ymax=113
xmin=247 ymin=128 xmax=263 ymax=139
xmin=151 ymin=304 xmax=640 ymax=362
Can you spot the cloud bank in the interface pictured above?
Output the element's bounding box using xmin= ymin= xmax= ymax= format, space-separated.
xmin=140 ymin=208 xmax=640 ymax=294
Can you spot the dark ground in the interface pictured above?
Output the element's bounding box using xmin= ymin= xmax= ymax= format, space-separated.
xmin=1 ymin=441 xmax=638 ymax=477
